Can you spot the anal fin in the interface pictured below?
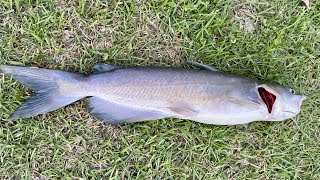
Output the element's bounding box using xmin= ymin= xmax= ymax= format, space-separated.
xmin=87 ymin=97 xmax=166 ymax=124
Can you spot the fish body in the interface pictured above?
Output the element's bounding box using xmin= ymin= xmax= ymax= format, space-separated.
xmin=0 ymin=64 xmax=306 ymax=125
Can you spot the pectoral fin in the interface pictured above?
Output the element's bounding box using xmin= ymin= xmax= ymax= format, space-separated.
xmin=168 ymin=101 xmax=198 ymax=117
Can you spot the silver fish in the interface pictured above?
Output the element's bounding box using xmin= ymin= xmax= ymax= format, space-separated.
xmin=0 ymin=63 xmax=307 ymax=125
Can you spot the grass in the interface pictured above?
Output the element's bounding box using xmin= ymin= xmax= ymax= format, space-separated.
xmin=0 ymin=0 xmax=319 ymax=179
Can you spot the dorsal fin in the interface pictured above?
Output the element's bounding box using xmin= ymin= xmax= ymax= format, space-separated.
xmin=93 ymin=64 xmax=119 ymax=73
xmin=186 ymin=60 xmax=219 ymax=72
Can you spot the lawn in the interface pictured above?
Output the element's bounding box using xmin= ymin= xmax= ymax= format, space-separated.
xmin=0 ymin=0 xmax=319 ymax=179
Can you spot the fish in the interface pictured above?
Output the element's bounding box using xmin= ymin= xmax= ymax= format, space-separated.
xmin=0 ymin=62 xmax=307 ymax=125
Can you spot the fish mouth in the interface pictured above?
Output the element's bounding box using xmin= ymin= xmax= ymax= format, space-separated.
xmin=258 ymin=87 xmax=276 ymax=113
xmin=283 ymin=110 xmax=297 ymax=115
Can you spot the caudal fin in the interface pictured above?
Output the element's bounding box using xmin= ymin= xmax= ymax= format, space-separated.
xmin=1 ymin=65 xmax=85 ymax=120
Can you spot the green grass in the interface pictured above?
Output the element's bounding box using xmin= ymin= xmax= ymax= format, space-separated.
xmin=0 ymin=0 xmax=319 ymax=179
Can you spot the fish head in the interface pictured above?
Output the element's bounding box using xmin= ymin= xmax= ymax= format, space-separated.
xmin=257 ymin=84 xmax=307 ymax=121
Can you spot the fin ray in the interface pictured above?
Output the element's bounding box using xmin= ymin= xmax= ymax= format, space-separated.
xmin=10 ymin=91 xmax=80 ymax=120
xmin=169 ymin=101 xmax=198 ymax=117
xmin=93 ymin=64 xmax=119 ymax=73
xmin=186 ymin=60 xmax=219 ymax=72
xmin=1 ymin=65 xmax=84 ymax=120
xmin=87 ymin=97 xmax=166 ymax=123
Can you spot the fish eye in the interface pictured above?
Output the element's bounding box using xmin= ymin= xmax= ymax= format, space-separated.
xmin=289 ymin=88 xmax=295 ymax=94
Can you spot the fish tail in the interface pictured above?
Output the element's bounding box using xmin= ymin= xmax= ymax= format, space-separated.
xmin=0 ymin=65 xmax=85 ymax=120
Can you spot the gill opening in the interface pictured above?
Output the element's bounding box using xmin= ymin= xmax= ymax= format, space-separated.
xmin=258 ymin=87 xmax=276 ymax=113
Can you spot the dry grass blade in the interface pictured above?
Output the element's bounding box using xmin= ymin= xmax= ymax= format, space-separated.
xmin=302 ymin=0 xmax=311 ymax=8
